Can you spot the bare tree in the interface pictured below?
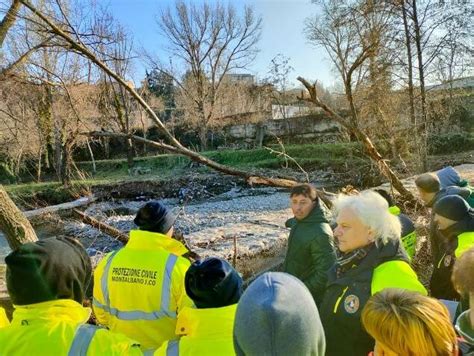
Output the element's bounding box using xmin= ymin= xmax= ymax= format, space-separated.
xmin=393 ymin=0 xmax=471 ymax=170
xmin=0 ymin=0 xmax=21 ymax=45
xmin=265 ymin=54 xmax=295 ymax=142
xmin=305 ymin=0 xmax=418 ymax=202
xmin=154 ymin=1 xmax=262 ymax=150
xmin=96 ymin=20 xmax=138 ymax=169
xmin=0 ymin=185 xmax=38 ymax=248
xmin=16 ymin=0 xmax=307 ymax=192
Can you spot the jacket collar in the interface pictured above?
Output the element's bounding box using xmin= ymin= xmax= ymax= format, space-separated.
xmin=11 ymin=299 xmax=90 ymax=326
xmin=329 ymin=238 xmax=407 ymax=284
xmin=440 ymin=217 xmax=474 ymax=239
xmin=176 ymin=304 xmax=237 ymax=338
xmin=128 ymin=230 xmax=188 ymax=256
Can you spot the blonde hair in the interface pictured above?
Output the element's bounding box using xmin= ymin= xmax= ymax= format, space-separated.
xmin=334 ymin=190 xmax=401 ymax=245
xmin=361 ymin=289 xmax=457 ymax=356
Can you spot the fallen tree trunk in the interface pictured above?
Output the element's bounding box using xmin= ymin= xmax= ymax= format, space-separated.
xmin=86 ymin=131 xmax=336 ymax=207
xmin=86 ymin=131 xmax=299 ymax=187
xmin=73 ymin=209 xmax=200 ymax=261
xmin=20 ymin=0 xmax=403 ymax=209
xmin=297 ymin=77 xmax=419 ymax=206
xmin=0 ymin=185 xmax=38 ymax=250
xmin=24 ymin=196 xmax=96 ymax=219
xmin=73 ymin=209 xmax=129 ymax=244
xmin=18 ymin=1 xmax=337 ymax=203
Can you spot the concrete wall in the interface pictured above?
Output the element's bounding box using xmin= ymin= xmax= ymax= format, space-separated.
xmin=225 ymin=113 xmax=343 ymax=143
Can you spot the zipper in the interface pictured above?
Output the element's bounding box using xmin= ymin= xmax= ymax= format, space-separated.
xmin=333 ymin=286 xmax=349 ymax=313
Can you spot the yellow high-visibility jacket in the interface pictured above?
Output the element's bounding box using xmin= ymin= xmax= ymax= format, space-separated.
xmin=93 ymin=230 xmax=193 ymax=350
xmin=0 ymin=307 xmax=9 ymax=328
xmin=154 ymin=304 xmax=237 ymax=356
xmin=0 ymin=299 xmax=142 ymax=355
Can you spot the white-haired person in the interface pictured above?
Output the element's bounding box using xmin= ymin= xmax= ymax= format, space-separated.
xmin=319 ymin=190 xmax=427 ymax=356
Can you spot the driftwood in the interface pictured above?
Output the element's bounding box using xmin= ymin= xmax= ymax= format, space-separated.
xmin=73 ymin=209 xmax=129 ymax=244
xmin=24 ymin=196 xmax=97 ymax=219
xmin=73 ymin=209 xmax=200 ymax=261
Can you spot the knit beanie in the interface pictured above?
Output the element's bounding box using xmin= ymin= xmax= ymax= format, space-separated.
xmin=134 ymin=201 xmax=175 ymax=234
xmin=5 ymin=237 xmax=92 ymax=305
xmin=433 ymin=195 xmax=473 ymax=222
xmin=185 ymin=257 xmax=243 ymax=308
xmin=234 ymin=272 xmax=326 ymax=356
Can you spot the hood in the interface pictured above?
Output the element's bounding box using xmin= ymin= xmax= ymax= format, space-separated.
xmin=437 ymin=166 xmax=461 ymax=189
xmin=11 ymin=299 xmax=90 ymax=326
xmin=371 ymin=237 xmax=408 ymax=266
xmin=286 ymin=198 xmax=332 ymax=228
xmin=234 ymin=272 xmax=326 ymax=356
xmin=429 ymin=186 xmax=471 ymax=207
xmin=128 ymin=230 xmax=188 ymax=256
xmin=177 ymin=304 xmax=237 ymax=338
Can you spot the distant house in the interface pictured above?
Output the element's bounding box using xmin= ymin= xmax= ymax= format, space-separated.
xmin=224 ymin=73 xmax=255 ymax=85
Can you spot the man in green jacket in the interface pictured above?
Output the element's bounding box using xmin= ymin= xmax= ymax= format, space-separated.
xmin=283 ymin=183 xmax=336 ymax=306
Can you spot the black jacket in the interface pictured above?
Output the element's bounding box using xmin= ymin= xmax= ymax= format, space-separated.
xmin=430 ymin=216 xmax=474 ymax=300
xmin=320 ymin=239 xmax=412 ymax=356
xmin=283 ymin=199 xmax=335 ymax=306
xmin=428 ymin=186 xmax=471 ymax=260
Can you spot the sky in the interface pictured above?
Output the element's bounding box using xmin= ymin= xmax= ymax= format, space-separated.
xmin=108 ymin=0 xmax=336 ymax=88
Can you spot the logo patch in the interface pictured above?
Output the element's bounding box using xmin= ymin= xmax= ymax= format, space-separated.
xmin=344 ymin=294 xmax=360 ymax=314
xmin=444 ymin=255 xmax=452 ymax=267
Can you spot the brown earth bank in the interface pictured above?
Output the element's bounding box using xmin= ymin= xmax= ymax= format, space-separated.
xmin=6 ymin=149 xmax=473 ymax=210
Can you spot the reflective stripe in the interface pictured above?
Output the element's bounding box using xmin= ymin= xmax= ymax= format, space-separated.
xmin=68 ymin=324 xmax=99 ymax=356
xmin=93 ymin=299 xmax=176 ymax=319
xmin=143 ymin=350 xmax=155 ymax=356
xmin=437 ymin=252 xmax=447 ymax=269
xmin=333 ymin=286 xmax=348 ymax=313
xmin=166 ymin=340 xmax=179 ymax=356
xmin=97 ymin=253 xmax=179 ymax=321
xmin=102 ymin=250 xmax=119 ymax=309
xmin=161 ymin=254 xmax=178 ymax=313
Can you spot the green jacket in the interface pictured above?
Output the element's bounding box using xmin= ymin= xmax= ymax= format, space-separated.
xmin=283 ymin=199 xmax=336 ymax=306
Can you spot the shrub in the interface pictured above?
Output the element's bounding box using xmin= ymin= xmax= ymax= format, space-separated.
xmin=428 ymin=133 xmax=474 ymax=155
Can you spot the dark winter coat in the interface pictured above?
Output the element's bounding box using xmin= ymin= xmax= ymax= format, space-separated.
xmin=428 ymin=186 xmax=471 ymax=262
xmin=283 ymin=199 xmax=336 ymax=306
xmin=319 ymin=239 xmax=427 ymax=356
xmin=430 ymin=216 xmax=474 ymax=300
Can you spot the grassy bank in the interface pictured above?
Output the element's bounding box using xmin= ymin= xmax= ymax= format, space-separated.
xmin=76 ymin=142 xmax=364 ymax=174
xmin=4 ymin=142 xmax=366 ymax=206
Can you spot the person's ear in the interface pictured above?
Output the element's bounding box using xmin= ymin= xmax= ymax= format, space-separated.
xmin=367 ymin=228 xmax=375 ymax=242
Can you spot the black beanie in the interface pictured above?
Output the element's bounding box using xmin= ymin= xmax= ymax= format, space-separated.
xmin=433 ymin=195 xmax=473 ymax=222
xmin=185 ymin=257 xmax=243 ymax=309
xmin=134 ymin=201 xmax=175 ymax=234
xmin=5 ymin=236 xmax=92 ymax=305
